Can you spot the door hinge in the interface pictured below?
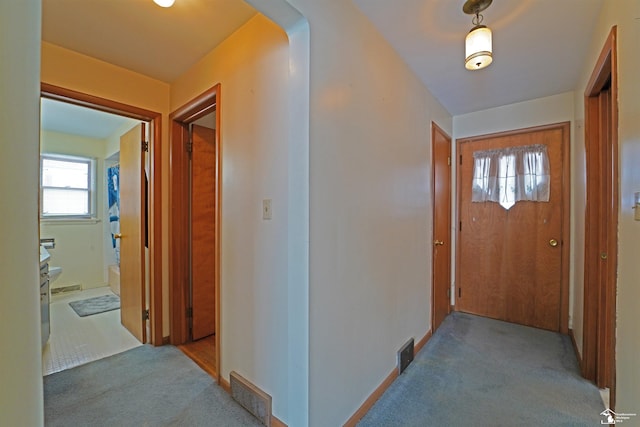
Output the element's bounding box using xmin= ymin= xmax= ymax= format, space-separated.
xmin=143 ymin=309 xmax=150 ymax=320
xmin=458 ymin=287 xmax=462 ymax=298
xmin=459 ymin=155 xmax=462 ymax=165
xmin=447 ymin=156 xmax=451 ymax=166
xmin=459 ymin=221 xmax=462 ymax=232
xmin=447 ymin=287 xmax=451 ymax=298
xmin=142 ymin=140 xmax=149 ymax=152
xmin=186 ymin=136 xmax=193 ymax=153
xmin=187 ymin=307 xmax=193 ymax=318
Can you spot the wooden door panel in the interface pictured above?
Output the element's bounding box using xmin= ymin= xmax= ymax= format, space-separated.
xmin=431 ymin=124 xmax=451 ymax=332
xmin=458 ymin=126 xmax=565 ymax=331
xmin=120 ymin=123 xmax=146 ymax=343
xmin=191 ymin=124 xmax=216 ymax=340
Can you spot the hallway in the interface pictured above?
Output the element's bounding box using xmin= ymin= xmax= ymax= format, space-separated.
xmin=359 ymin=313 xmax=605 ymax=426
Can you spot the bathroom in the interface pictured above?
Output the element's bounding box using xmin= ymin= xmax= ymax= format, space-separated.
xmin=40 ymin=98 xmax=145 ymax=374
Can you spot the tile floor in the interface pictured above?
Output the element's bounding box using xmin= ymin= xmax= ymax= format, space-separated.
xmin=42 ymin=286 xmax=142 ymax=376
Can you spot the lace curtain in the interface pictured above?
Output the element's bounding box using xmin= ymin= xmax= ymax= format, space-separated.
xmin=472 ymin=144 xmax=550 ymax=210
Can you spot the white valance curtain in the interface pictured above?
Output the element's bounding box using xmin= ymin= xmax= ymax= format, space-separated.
xmin=472 ymin=144 xmax=550 ymax=210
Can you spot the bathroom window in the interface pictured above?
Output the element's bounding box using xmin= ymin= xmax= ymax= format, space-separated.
xmin=40 ymin=154 xmax=96 ymax=218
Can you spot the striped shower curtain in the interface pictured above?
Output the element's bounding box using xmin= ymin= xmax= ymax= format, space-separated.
xmin=107 ymin=165 xmax=120 ymax=265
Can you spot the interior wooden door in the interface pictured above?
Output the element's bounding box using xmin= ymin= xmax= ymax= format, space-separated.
xmin=119 ymin=123 xmax=146 ymax=343
xmin=457 ymin=125 xmax=566 ymax=331
xmin=191 ymin=124 xmax=216 ymax=340
xmin=431 ymin=123 xmax=451 ymax=332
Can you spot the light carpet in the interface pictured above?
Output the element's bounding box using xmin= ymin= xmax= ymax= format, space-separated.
xmin=44 ymin=345 xmax=262 ymax=427
xmin=358 ymin=312 xmax=605 ymax=427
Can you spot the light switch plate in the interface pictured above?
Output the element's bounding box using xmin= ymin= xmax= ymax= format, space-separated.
xmin=263 ymin=199 xmax=272 ymax=220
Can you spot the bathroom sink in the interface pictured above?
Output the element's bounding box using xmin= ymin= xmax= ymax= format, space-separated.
xmin=49 ymin=266 xmax=62 ymax=283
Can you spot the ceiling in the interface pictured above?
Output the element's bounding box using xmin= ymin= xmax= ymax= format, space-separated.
xmin=41 ymin=98 xmax=140 ymax=140
xmin=353 ymin=0 xmax=605 ymax=115
xmin=42 ymin=0 xmax=606 ymax=123
xmin=42 ymin=0 xmax=258 ymax=83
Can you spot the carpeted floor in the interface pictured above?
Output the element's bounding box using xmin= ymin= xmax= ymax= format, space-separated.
xmin=358 ymin=312 xmax=605 ymax=427
xmin=44 ymin=345 xmax=262 ymax=427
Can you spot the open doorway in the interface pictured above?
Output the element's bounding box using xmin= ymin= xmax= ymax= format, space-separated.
xmin=169 ymin=85 xmax=221 ymax=380
xmin=40 ymin=83 xmax=163 ymax=375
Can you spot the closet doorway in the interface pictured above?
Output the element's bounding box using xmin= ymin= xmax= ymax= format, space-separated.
xmin=169 ymin=85 xmax=221 ymax=380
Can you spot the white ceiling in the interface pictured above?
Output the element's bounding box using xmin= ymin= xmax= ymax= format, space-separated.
xmin=42 ymin=0 xmax=258 ymax=83
xmin=353 ymin=0 xmax=605 ymax=115
xmin=42 ymin=0 xmax=606 ymax=120
xmin=41 ymin=98 xmax=140 ymax=140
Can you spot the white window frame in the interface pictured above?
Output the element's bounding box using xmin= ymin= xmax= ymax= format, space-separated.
xmin=40 ymin=153 xmax=97 ymax=220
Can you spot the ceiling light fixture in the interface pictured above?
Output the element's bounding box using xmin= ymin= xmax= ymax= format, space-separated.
xmin=463 ymin=0 xmax=493 ymax=70
xmin=153 ymin=0 xmax=175 ymax=8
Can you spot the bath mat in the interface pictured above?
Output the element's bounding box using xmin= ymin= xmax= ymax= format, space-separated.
xmin=69 ymin=294 xmax=120 ymax=317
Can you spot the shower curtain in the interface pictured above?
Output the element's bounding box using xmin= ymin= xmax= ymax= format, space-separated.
xmin=107 ymin=165 xmax=120 ymax=265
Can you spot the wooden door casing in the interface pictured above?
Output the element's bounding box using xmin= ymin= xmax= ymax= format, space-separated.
xmin=583 ymin=26 xmax=618 ymax=403
xmin=431 ymin=123 xmax=452 ymax=332
xmin=456 ymin=123 xmax=570 ymax=332
xmin=191 ymin=124 xmax=216 ymax=341
xmin=119 ymin=123 xmax=146 ymax=343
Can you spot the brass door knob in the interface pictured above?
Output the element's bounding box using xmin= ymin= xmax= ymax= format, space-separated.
xmin=434 ymin=240 xmax=445 ymax=246
xmin=114 ymin=233 xmax=122 ymax=239
xmin=549 ymin=239 xmax=559 ymax=247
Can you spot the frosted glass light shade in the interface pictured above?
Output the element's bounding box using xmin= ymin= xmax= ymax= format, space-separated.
xmin=465 ymin=26 xmax=493 ymax=70
xmin=153 ymin=0 xmax=175 ymax=7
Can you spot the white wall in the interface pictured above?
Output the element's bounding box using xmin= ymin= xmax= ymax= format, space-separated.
xmin=277 ymin=1 xmax=452 ymax=425
xmin=453 ymin=92 xmax=576 ymax=318
xmin=40 ymin=130 xmax=108 ymax=290
xmin=573 ymin=0 xmax=640 ymax=412
xmin=170 ymin=14 xmax=292 ymax=422
xmin=0 ymin=0 xmax=44 ymax=425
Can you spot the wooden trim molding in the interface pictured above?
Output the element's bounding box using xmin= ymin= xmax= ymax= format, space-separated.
xmin=568 ymin=329 xmax=583 ymax=373
xmin=41 ymin=83 xmax=163 ymax=346
xmin=415 ymin=329 xmax=433 ymax=355
xmin=169 ymin=84 xmax=222 ymax=387
xmin=343 ymin=329 xmax=433 ymax=427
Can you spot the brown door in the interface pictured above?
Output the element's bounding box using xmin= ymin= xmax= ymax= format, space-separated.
xmin=119 ymin=123 xmax=146 ymax=343
xmin=582 ymin=27 xmax=618 ymax=400
xmin=431 ymin=123 xmax=451 ymax=332
xmin=457 ymin=124 xmax=567 ymax=332
xmin=191 ymin=124 xmax=216 ymax=340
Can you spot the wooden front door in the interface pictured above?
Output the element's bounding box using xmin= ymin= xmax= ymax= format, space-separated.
xmin=119 ymin=123 xmax=146 ymax=343
xmin=191 ymin=124 xmax=216 ymax=340
xmin=457 ymin=123 xmax=569 ymax=332
xmin=431 ymin=123 xmax=451 ymax=332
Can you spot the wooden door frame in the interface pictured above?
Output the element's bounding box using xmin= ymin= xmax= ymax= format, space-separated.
xmin=431 ymin=122 xmax=452 ymax=331
xmin=169 ymin=84 xmax=221 ymax=383
xmin=454 ymin=122 xmax=571 ymax=334
xmin=582 ymin=26 xmax=618 ymax=407
xmin=40 ymin=82 xmax=163 ymax=346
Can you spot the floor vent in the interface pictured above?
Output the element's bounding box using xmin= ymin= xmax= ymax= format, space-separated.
xmin=230 ymin=371 xmax=272 ymax=426
xmin=398 ymin=338 xmax=415 ymax=375
xmin=51 ymin=284 xmax=82 ymax=295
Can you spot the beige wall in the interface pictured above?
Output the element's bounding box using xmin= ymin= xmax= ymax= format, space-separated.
xmin=0 ymin=0 xmax=44 ymax=425
xmin=171 ymin=14 xmax=292 ymax=421
xmin=279 ymin=1 xmax=452 ymax=425
xmin=40 ymin=130 xmax=108 ymax=290
xmin=573 ymin=0 xmax=640 ymax=412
